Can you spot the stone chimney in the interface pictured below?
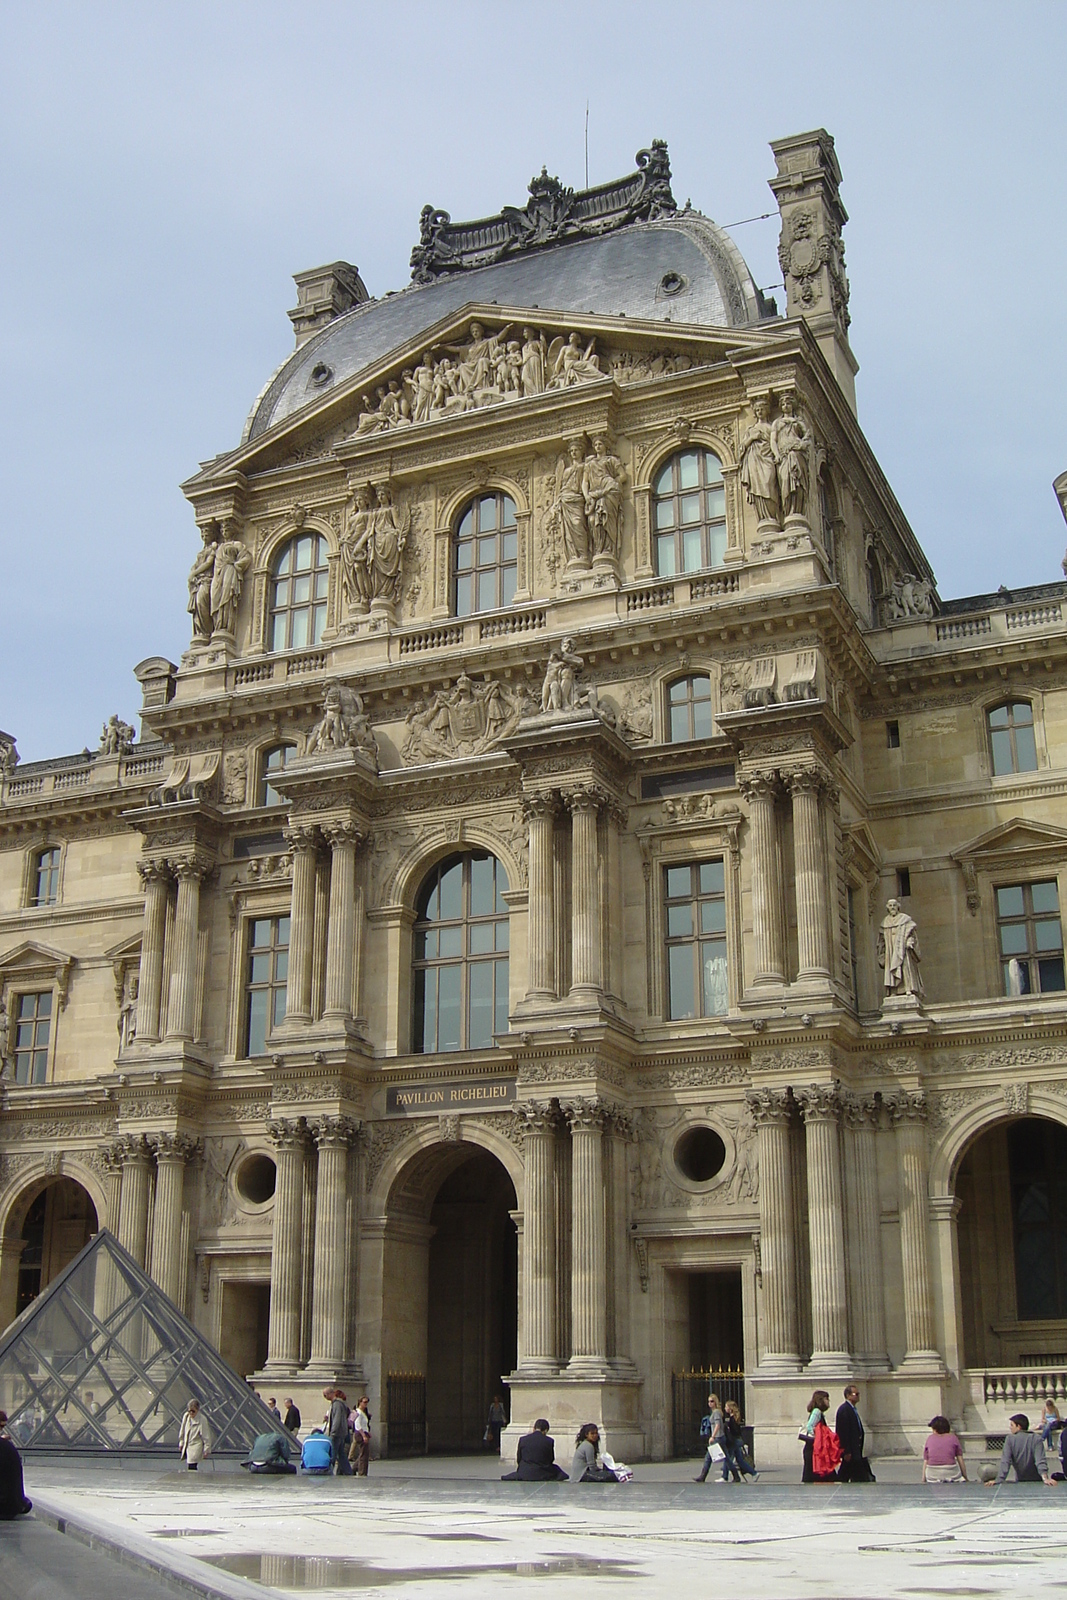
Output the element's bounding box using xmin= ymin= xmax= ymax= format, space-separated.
xmin=769 ymin=130 xmax=857 ymax=413
xmin=288 ymin=262 xmax=369 ymax=346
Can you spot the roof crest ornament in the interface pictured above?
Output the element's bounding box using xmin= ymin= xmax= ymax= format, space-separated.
xmin=409 ymin=142 xmax=677 ymax=284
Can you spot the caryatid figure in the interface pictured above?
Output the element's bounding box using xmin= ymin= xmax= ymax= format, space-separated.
xmin=770 ymin=391 xmax=811 ymax=525
xmin=739 ymin=395 xmax=781 ymax=530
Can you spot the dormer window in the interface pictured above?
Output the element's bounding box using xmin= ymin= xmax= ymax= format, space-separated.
xmin=653 ymin=450 xmax=726 ymax=576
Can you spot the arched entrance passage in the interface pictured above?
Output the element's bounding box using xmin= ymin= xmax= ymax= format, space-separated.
xmin=955 ymin=1114 xmax=1067 ymax=1369
xmin=9 ymin=1177 xmax=98 ymax=1323
xmin=382 ymin=1141 xmax=517 ymax=1451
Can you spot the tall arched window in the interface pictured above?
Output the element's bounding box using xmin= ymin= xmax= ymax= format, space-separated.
xmin=268 ymin=533 xmax=329 ymax=651
xmin=259 ymin=743 xmax=296 ymax=807
xmin=667 ymin=675 xmax=713 ymax=741
xmin=32 ymin=847 xmax=61 ymax=907
xmin=454 ymin=493 xmax=517 ymax=616
xmin=988 ymin=702 xmax=1038 ymax=776
xmin=652 ymin=449 xmax=726 ymax=576
xmin=413 ymin=852 xmax=509 ymax=1053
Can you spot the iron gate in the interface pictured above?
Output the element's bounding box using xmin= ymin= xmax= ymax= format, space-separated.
xmin=671 ymin=1368 xmax=748 ymax=1459
xmin=386 ymin=1372 xmax=427 ymax=1456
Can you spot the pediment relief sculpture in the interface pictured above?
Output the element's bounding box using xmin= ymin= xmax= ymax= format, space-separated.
xmin=401 ymin=673 xmax=526 ymax=764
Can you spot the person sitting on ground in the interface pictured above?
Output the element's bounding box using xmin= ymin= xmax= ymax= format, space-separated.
xmin=1039 ymin=1398 xmax=1061 ymax=1446
xmin=989 ymin=1414 xmax=1053 ymax=1485
xmin=922 ymin=1415 xmax=967 ymax=1483
xmin=283 ymin=1397 xmax=301 ymax=1434
xmin=722 ymin=1401 xmax=759 ymax=1483
xmin=501 ymin=1418 xmax=568 ymax=1480
xmin=243 ymin=1429 xmax=296 ymax=1475
xmin=0 ymin=1413 xmax=32 ymax=1519
xmin=694 ymin=1392 xmax=725 ymax=1482
xmin=300 ymin=1428 xmax=333 ymax=1474
xmin=571 ymin=1423 xmax=617 ymax=1482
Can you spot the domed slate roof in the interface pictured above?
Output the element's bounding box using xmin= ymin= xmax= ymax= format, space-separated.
xmin=244 ymin=149 xmax=771 ymax=444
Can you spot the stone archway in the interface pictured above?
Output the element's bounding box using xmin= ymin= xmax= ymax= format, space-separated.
xmin=380 ymin=1140 xmax=518 ymax=1452
xmin=4 ymin=1176 xmax=98 ymax=1329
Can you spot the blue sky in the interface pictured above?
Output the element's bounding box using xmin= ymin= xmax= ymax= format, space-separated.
xmin=2 ymin=1 xmax=1065 ymax=760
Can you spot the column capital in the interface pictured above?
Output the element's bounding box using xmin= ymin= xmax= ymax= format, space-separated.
xmin=841 ymin=1091 xmax=880 ymax=1129
xmin=521 ymin=792 xmax=560 ymax=823
xmin=746 ymin=1086 xmax=793 ymax=1125
xmin=149 ymin=1132 xmax=201 ymax=1164
xmin=267 ymin=1116 xmax=310 ymax=1149
xmin=310 ymin=1113 xmax=362 ymax=1148
xmin=796 ymin=1081 xmax=842 ymax=1123
xmin=115 ymin=1132 xmax=153 ymax=1166
xmin=320 ymin=821 xmax=365 ymax=851
xmin=517 ymin=1100 xmax=561 ymax=1135
xmin=284 ymin=823 xmax=320 ymax=853
xmin=170 ymin=849 xmax=214 ymax=882
xmin=561 ymin=782 xmax=611 ymax=816
xmin=562 ymin=1096 xmax=607 ymax=1132
xmin=137 ymin=858 xmax=172 ymax=886
xmin=99 ymin=1140 xmax=126 ymax=1175
xmin=737 ymin=769 xmax=781 ymax=804
xmin=887 ymin=1090 xmax=927 ymax=1125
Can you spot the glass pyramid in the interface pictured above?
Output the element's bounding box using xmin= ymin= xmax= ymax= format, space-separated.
xmin=0 ymin=1228 xmax=281 ymax=1453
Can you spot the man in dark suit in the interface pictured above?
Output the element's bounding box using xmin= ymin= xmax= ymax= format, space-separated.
xmin=501 ymin=1418 xmax=569 ymax=1480
xmin=835 ymin=1385 xmax=873 ymax=1482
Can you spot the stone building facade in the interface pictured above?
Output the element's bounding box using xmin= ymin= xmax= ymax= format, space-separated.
xmin=3 ymin=131 xmax=1067 ymax=1463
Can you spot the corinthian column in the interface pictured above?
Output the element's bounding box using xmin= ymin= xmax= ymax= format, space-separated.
xmin=284 ymin=828 xmax=318 ymax=1024
xmin=566 ymin=788 xmax=603 ymax=994
xmin=565 ymin=1098 xmax=608 ymax=1371
xmin=149 ymin=1134 xmax=197 ymax=1303
xmin=788 ymin=768 xmax=832 ymax=979
xmin=308 ymin=1116 xmax=360 ymax=1369
xmin=116 ymin=1135 xmax=153 ymax=1269
xmin=843 ymin=1095 xmax=889 ymax=1366
xmin=519 ymin=1103 xmax=558 ymax=1372
xmin=747 ymin=1088 xmax=800 ymax=1368
xmin=738 ymin=772 xmax=785 ymax=984
xmin=135 ymin=862 xmax=170 ymax=1044
xmin=797 ymin=1083 xmax=850 ymax=1363
xmin=890 ymin=1092 xmax=940 ymax=1364
xmin=322 ymin=824 xmax=363 ymax=1019
xmin=266 ymin=1118 xmax=308 ymax=1370
xmin=523 ymin=796 xmax=557 ymax=999
xmin=165 ymin=856 xmax=209 ymax=1042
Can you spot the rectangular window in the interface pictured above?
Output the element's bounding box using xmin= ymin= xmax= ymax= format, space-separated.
xmin=33 ymin=848 xmax=61 ymax=907
xmin=665 ymin=861 xmax=728 ymax=1020
xmin=996 ymin=881 xmax=1065 ymax=996
xmin=244 ymin=915 xmax=289 ymax=1057
xmin=896 ymin=867 xmax=912 ymax=898
xmin=14 ymin=991 xmax=51 ymax=1085
xmin=886 ymin=721 xmax=900 ymax=749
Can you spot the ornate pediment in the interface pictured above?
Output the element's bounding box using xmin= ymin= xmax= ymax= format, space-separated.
xmin=953 ymin=817 xmax=1067 ymax=870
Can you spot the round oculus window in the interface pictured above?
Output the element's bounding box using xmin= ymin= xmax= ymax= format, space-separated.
xmin=236 ymin=1153 xmax=277 ymax=1206
xmin=673 ymin=1126 xmax=726 ymax=1184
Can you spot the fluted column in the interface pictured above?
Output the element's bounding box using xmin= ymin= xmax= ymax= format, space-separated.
xmin=523 ymin=796 xmax=557 ymax=999
xmin=284 ymin=828 xmax=318 ymax=1024
xmin=797 ymin=1083 xmax=850 ymax=1363
xmin=565 ymin=1098 xmax=608 ymax=1369
xmin=519 ymin=1104 xmax=558 ymax=1372
xmin=566 ymin=787 xmax=603 ymax=994
xmin=308 ymin=1115 xmax=360 ymax=1369
xmin=890 ymin=1092 xmax=940 ymax=1364
xmin=149 ymin=1134 xmax=197 ymax=1303
xmin=266 ymin=1118 xmax=308 ymax=1369
xmin=323 ymin=824 xmax=363 ymax=1018
xmin=135 ymin=863 xmax=170 ymax=1044
xmin=747 ymin=1088 xmax=800 ymax=1368
xmin=843 ymin=1095 xmax=889 ymax=1366
xmin=788 ymin=768 xmax=832 ymax=979
xmin=116 ymin=1135 xmax=153 ymax=1268
xmin=738 ymin=772 xmax=785 ymax=984
xmin=165 ymin=856 xmax=208 ymax=1042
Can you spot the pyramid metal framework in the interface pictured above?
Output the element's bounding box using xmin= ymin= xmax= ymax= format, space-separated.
xmin=0 ymin=1229 xmax=281 ymax=1452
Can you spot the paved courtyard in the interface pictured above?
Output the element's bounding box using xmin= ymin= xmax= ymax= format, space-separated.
xmin=3 ymin=1454 xmax=1064 ymax=1599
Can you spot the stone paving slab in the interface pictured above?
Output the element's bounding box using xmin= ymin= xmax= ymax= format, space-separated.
xmin=18 ymin=1457 xmax=1067 ymax=1599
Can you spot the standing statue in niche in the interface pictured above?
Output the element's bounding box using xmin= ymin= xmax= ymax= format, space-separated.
xmin=209 ymin=528 xmax=252 ymax=637
xmin=187 ymin=523 xmax=220 ymax=641
xmin=739 ymin=395 xmax=781 ymax=530
xmin=770 ymin=391 xmax=811 ymax=525
xmin=545 ymin=438 xmax=591 ymax=568
xmin=877 ymin=897 xmax=925 ymax=1000
xmin=117 ymin=971 xmax=138 ymax=1049
xmin=582 ymin=436 xmax=626 ymax=561
xmin=365 ymin=483 xmax=410 ymax=606
xmin=340 ymin=483 xmax=376 ymax=612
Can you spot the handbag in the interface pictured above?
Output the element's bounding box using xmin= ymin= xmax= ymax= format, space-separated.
xmin=709 ymin=1442 xmax=726 ymax=1463
xmin=483 ymin=1427 xmax=494 ymax=1444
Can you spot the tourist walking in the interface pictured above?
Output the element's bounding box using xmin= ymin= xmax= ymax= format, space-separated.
xmin=326 ymin=1388 xmax=352 ymax=1475
xmin=801 ymin=1391 xmax=839 ymax=1482
xmin=722 ymin=1401 xmax=759 ymax=1482
xmin=486 ymin=1394 xmax=507 ymax=1452
xmin=501 ymin=1418 xmax=568 ymax=1480
xmin=835 ymin=1385 xmax=874 ymax=1482
xmin=922 ymin=1416 xmax=967 ymax=1483
xmin=571 ymin=1423 xmax=617 ymax=1482
xmin=989 ymin=1414 xmax=1053 ymax=1485
xmin=349 ymin=1396 xmax=371 ymax=1476
xmin=0 ymin=1412 xmax=32 ymax=1519
xmin=283 ymin=1397 xmax=301 ymax=1433
xmin=693 ymin=1392 xmax=725 ymax=1482
xmin=267 ymin=1397 xmax=282 ymax=1423
xmin=178 ymin=1399 xmax=211 ymax=1470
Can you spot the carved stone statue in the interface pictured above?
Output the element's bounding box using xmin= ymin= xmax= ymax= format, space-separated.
xmin=582 ymin=436 xmax=626 ymax=561
xmin=546 ymin=438 xmax=591 ymax=568
xmin=0 ymin=733 xmax=20 ymax=776
xmin=340 ymin=483 xmax=376 ymax=613
xmin=877 ymin=897 xmax=924 ymax=1000
xmin=521 ymin=327 xmax=547 ymax=396
xmin=306 ymin=682 xmax=378 ymax=765
xmin=100 ymin=715 xmax=136 ymax=756
xmin=365 ymin=483 xmax=410 ymax=607
xmin=740 ymin=395 xmax=781 ymax=530
xmin=402 ymin=674 xmax=523 ymax=763
xmin=549 ymin=332 xmax=602 ymax=388
xmin=885 ymin=575 xmax=935 ymax=621
xmin=187 ymin=523 xmax=220 ymax=642
xmin=117 ymin=970 xmax=138 ymax=1049
xmin=770 ymin=391 xmax=811 ymax=525
xmin=541 ymin=637 xmax=586 ymax=714
xmin=209 ymin=530 xmax=252 ymax=637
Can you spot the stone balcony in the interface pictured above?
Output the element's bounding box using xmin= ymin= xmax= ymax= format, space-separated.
xmin=0 ymin=745 xmax=167 ymax=809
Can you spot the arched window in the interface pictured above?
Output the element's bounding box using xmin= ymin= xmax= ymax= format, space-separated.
xmin=32 ymin=847 xmax=61 ymax=907
xmin=454 ymin=493 xmax=517 ymax=617
xmin=988 ymin=702 xmax=1038 ymax=776
xmin=268 ymin=533 xmax=329 ymax=651
xmin=413 ymin=852 xmax=509 ymax=1053
xmin=652 ymin=449 xmax=726 ymax=576
xmin=667 ymin=675 xmax=713 ymax=742
xmin=259 ymin=743 xmax=296 ymax=807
